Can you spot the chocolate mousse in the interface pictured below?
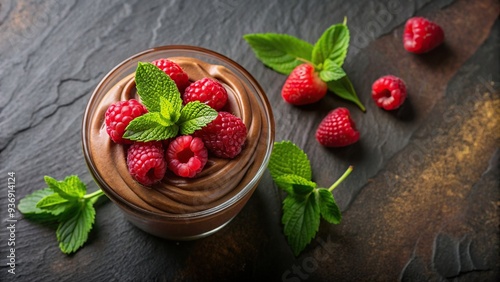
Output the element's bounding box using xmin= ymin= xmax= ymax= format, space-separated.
xmin=85 ymin=53 xmax=273 ymax=238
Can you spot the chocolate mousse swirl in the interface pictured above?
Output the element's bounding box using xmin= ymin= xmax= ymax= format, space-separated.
xmin=90 ymin=57 xmax=266 ymax=214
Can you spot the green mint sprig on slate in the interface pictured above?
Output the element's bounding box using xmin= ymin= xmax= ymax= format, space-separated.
xmin=18 ymin=176 xmax=105 ymax=254
xmin=123 ymin=62 xmax=218 ymax=142
xmin=243 ymin=18 xmax=365 ymax=111
xmin=268 ymin=141 xmax=353 ymax=256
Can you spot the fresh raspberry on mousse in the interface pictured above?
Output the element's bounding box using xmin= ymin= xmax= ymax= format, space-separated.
xmin=152 ymin=58 xmax=190 ymax=92
xmin=105 ymin=99 xmax=147 ymax=144
xmin=183 ymin=77 xmax=228 ymax=111
xmin=194 ymin=111 xmax=247 ymax=159
xmin=126 ymin=141 xmax=167 ymax=186
xmin=166 ymin=135 xmax=208 ymax=178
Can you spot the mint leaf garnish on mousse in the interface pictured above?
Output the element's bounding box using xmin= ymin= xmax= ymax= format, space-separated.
xmin=124 ymin=62 xmax=218 ymax=142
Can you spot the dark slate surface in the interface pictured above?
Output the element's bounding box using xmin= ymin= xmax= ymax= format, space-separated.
xmin=1 ymin=0 xmax=499 ymax=281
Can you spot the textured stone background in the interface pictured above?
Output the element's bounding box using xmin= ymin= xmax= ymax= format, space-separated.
xmin=0 ymin=0 xmax=498 ymax=281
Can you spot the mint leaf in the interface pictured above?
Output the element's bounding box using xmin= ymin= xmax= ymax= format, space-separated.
xmin=159 ymin=96 xmax=181 ymax=124
xmin=135 ymin=62 xmax=182 ymax=113
xmin=317 ymin=189 xmax=341 ymax=224
xmin=18 ymin=188 xmax=60 ymax=222
xmin=319 ymin=59 xmax=346 ymax=82
xmin=274 ymin=174 xmax=316 ymax=194
xmin=268 ymin=141 xmax=312 ymax=181
xmin=36 ymin=193 xmax=73 ymax=216
xmin=44 ymin=176 xmax=82 ymax=200
xmin=312 ymin=23 xmax=349 ymax=67
xmin=178 ymin=101 xmax=218 ymax=135
xmin=292 ymin=184 xmax=315 ymax=196
xmin=328 ymin=76 xmax=366 ymax=112
xmin=63 ymin=175 xmax=87 ymax=198
xmin=124 ymin=112 xmax=179 ymax=141
xmin=244 ymin=33 xmax=314 ymax=75
xmin=56 ymin=200 xmax=96 ymax=254
xmin=282 ymin=193 xmax=320 ymax=256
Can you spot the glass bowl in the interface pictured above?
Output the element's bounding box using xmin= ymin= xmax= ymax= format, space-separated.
xmin=82 ymin=45 xmax=275 ymax=240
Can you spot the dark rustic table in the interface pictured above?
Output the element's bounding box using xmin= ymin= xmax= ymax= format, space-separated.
xmin=1 ymin=0 xmax=499 ymax=281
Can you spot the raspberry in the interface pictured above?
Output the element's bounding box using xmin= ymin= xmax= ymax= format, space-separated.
xmin=183 ymin=77 xmax=228 ymax=110
xmin=315 ymin=107 xmax=360 ymax=147
xmin=371 ymin=75 xmax=407 ymax=110
xmin=105 ymin=99 xmax=147 ymax=144
xmin=281 ymin=63 xmax=327 ymax=105
xmin=152 ymin=59 xmax=190 ymax=92
xmin=194 ymin=112 xmax=247 ymax=158
xmin=403 ymin=17 xmax=444 ymax=54
xmin=127 ymin=142 xmax=167 ymax=186
xmin=166 ymin=135 xmax=208 ymax=178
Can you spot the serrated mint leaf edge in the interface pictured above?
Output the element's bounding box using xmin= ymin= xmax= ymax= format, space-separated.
xmin=135 ymin=62 xmax=182 ymax=113
xmin=36 ymin=193 xmax=73 ymax=216
xmin=268 ymin=141 xmax=312 ymax=181
xmin=124 ymin=112 xmax=180 ymax=142
xmin=159 ymin=96 xmax=181 ymax=124
xmin=311 ymin=23 xmax=350 ymax=67
xmin=274 ymin=174 xmax=317 ymax=194
xmin=63 ymin=175 xmax=87 ymax=198
xmin=56 ymin=200 xmax=96 ymax=254
xmin=327 ymin=75 xmax=366 ymax=111
xmin=124 ymin=123 xmax=179 ymax=142
xmin=178 ymin=101 xmax=218 ymax=135
xmin=18 ymin=188 xmax=57 ymax=215
xmin=292 ymin=183 xmax=315 ymax=195
xmin=243 ymin=33 xmax=314 ymax=75
xmin=317 ymin=189 xmax=342 ymax=224
xmin=319 ymin=59 xmax=346 ymax=82
xmin=44 ymin=176 xmax=81 ymax=200
xmin=282 ymin=193 xmax=321 ymax=256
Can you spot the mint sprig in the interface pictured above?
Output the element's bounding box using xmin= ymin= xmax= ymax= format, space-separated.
xmin=268 ymin=141 xmax=353 ymax=256
xmin=123 ymin=62 xmax=218 ymax=142
xmin=18 ymin=176 xmax=105 ymax=254
xmin=244 ymin=19 xmax=366 ymax=111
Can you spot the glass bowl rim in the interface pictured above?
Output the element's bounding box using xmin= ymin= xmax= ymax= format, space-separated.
xmin=81 ymin=45 xmax=275 ymax=220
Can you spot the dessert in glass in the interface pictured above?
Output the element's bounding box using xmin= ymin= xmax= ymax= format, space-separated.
xmin=82 ymin=45 xmax=275 ymax=240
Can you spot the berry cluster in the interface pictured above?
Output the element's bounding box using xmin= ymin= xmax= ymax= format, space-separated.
xmin=105 ymin=59 xmax=247 ymax=185
xmin=283 ymin=16 xmax=444 ymax=147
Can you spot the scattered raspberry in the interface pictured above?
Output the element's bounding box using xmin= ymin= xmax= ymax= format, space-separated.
xmin=152 ymin=59 xmax=190 ymax=92
xmin=403 ymin=17 xmax=444 ymax=54
xmin=183 ymin=77 xmax=228 ymax=110
xmin=194 ymin=112 xmax=247 ymax=158
xmin=105 ymin=99 xmax=147 ymax=144
xmin=127 ymin=142 xmax=167 ymax=185
xmin=281 ymin=63 xmax=328 ymax=105
xmin=371 ymin=75 xmax=407 ymax=110
xmin=315 ymin=107 xmax=360 ymax=147
xmin=166 ymin=135 xmax=208 ymax=178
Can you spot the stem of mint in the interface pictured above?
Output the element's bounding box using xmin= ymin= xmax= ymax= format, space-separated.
xmin=83 ymin=189 xmax=104 ymax=200
xmin=328 ymin=165 xmax=353 ymax=192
